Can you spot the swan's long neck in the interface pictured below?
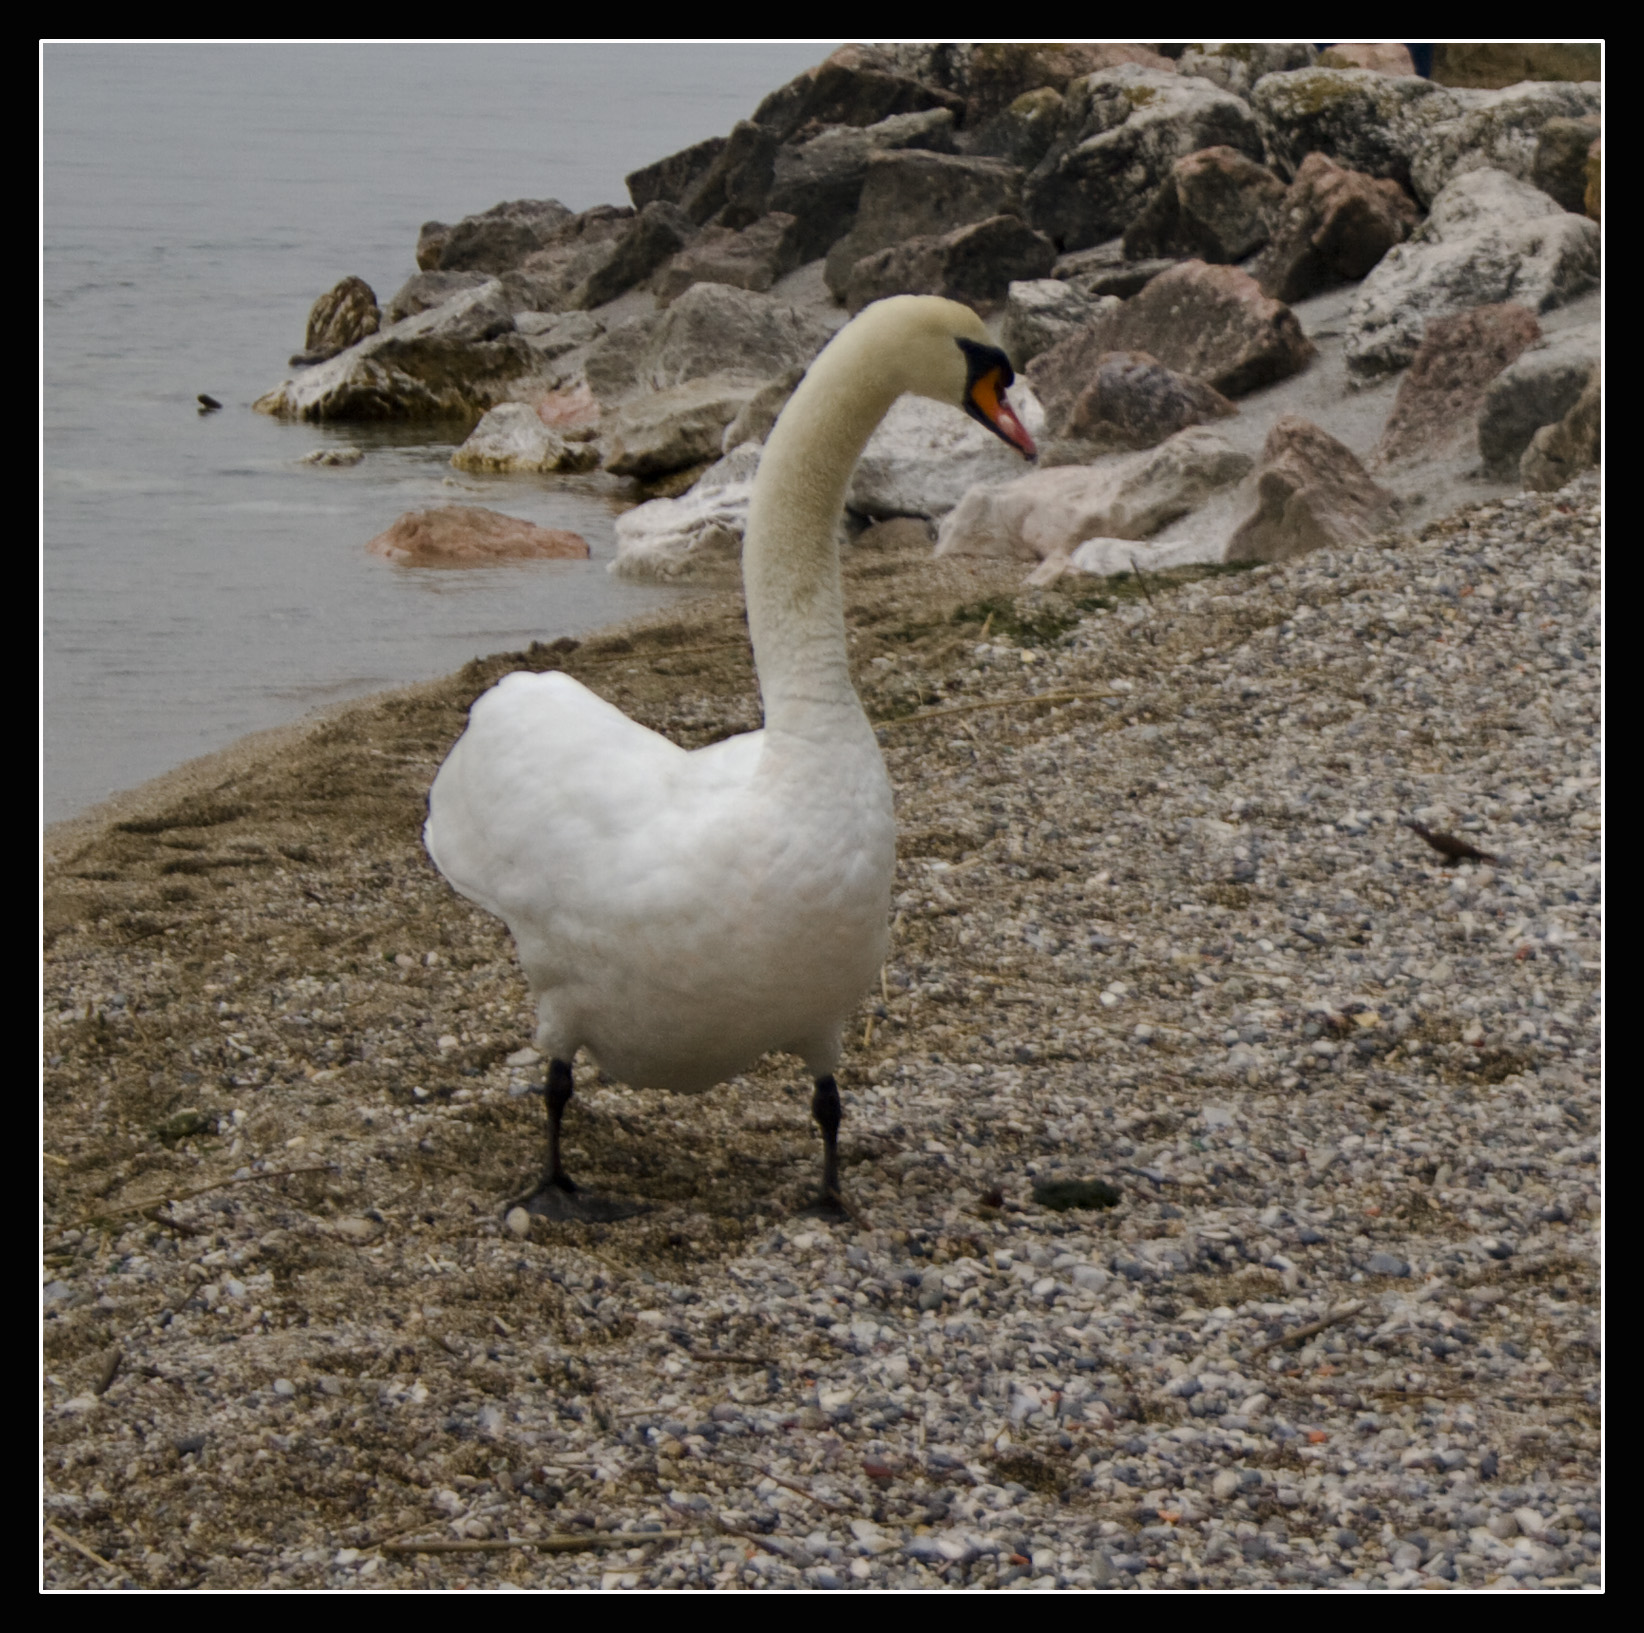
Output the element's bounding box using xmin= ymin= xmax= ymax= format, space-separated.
xmin=742 ymin=324 xmax=900 ymax=745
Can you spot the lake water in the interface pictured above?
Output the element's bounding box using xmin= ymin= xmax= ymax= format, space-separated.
xmin=42 ymin=41 xmax=836 ymax=824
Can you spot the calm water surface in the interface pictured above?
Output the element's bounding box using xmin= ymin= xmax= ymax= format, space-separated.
xmin=43 ymin=41 xmax=834 ymax=823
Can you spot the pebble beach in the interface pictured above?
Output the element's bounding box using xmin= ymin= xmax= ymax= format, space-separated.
xmin=43 ymin=473 xmax=1600 ymax=1589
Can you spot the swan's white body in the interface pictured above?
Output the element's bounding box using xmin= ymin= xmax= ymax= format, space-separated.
xmin=424 ymin=297 xmax=1018 ymax=1096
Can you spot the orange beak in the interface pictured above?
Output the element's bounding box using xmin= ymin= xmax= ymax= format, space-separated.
xmin=969 ymin=369 xmax=1037 ymax=460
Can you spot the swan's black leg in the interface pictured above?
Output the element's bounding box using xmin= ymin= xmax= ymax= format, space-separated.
xmin=514 ymin=1058 xmax=648 ymax=1223
xmin=545 ymin=1057 xmax=577 ymax=1192
xmin=812 ymin=1074 xmax=843 ymax=1201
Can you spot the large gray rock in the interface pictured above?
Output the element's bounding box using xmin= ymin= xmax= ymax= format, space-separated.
xmin=998 ymin=279 xmax=1115 ymax=367
xmin=1036 ymin=350 xmax=1237 ymax=454
xmin=1408 ymin=80 xmax=1604 ymax=205
xmin=609 ymin=444 xmax=762 ymax=583
xmin=1476 ymin=325 xmax=1601 ymax=476
xmin=1520 ymin=373 xmax=1599 ymax=492
xmin=964 ymin=87 xmax=1068 ymax=171
xmin=435 ymin=198 xmax=577 ymax=273
xmin=1176 ymin=43 xmax=1317 ymax=99
xmin=825 ymin=151 xmax=1026 ymax=301
xmin=1121 ymin=145 xmax=1286 ymax=263
xmin=934 ymin=427 xmax=1252 ymax=561
xmin=1533 ymin=116 xmax=1604 ymax=215
xmin=625 ymin=136 xmax=727 ymax=210
xmin=254 ymin=282 xmax=548 ymax=422
xmin=1031 ymin=260 xmax=1314 ymax=401
xmin=1024 ymin=65 xmax=1263 ymax=252
xmin=581 ymin=283 xmax=833 ymax=407
xmin=751 ymin=58 xmax=964 ymax=141
xmin=963 ymin=43 xmax=1175 ymax=124
xmin=499 ymin=206 xmax=637 ymax=314
xmin=416 ymin=221 xmax=450 ymax=271
xmin=514 ymin=309 xmax=605 ymax=362
xmin=1250 ymin=68 xmax=1463 ymax=191
xmin=720 ymin=365 xmax=806 ymax=454
xmin=846 ymin=385 xmax=1048 ymax=521
xmin=1344 ymin=169 xmax=1599 ymax=380
xmin=842 ymin=215 xmax=1056 ymax=316
xmin=384 ymin=270 xmax=494 ymax=324
xmin=1225 ymin=416 xmax=1394 ymax=564
xmin=569 ymin=201 xmax=696 ymax=310
xmin=450 ymin=403 xmax=598 ymax=474
xmin=1251 ymin=152 xmax=1420 ymax=303
xmin=679 ymin=121 xmax=780 ymax=230
xmin=767 ymin=109 xmax=958 ymax=264
xmin=652 ymin=212 xmax=804 ymax=305
xmin=297 ymin=276 xmax=379 ymax=365
xmin=602 ymin=374 xmax=762 ymax=479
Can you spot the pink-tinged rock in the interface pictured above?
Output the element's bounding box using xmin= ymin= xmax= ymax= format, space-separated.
xmin=1317 ymin=43 xmax=1417 ymax=76
xmin=1122 ymin=146 xmax=1286 ymax=264
xmin=366 ymin=507 xmax=590 ymax=567
xmin=1374 ymin=304 xmax=1542 ymax=465
xmin=1253 ymin=153 xmax=1421 ymax=304
xmin=1057 ymin=261 xmax=1315 ymax=400
xmin=1226 ymin=417 xmax=1394 ymax=565
xmin=1027 ymin=345 xmax=1235 ymax=452
xmin=535 ymin=383 xmax=600 ymax=431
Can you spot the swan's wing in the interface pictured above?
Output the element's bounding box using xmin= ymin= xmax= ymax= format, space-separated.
xmin=424 ymin=669 xmax=691 ymax=925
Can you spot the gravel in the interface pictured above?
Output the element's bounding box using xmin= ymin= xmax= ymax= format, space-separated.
xmin=43 ymin=476 xmax=1599 ymax=1589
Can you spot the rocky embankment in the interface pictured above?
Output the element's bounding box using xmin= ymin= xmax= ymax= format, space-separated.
xmin=257 ymin=42 xmax=1599 ymax=584
xmin=46 ymin=42 xmax=1600 ymax=1591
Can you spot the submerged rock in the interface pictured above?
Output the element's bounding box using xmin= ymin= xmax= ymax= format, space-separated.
xmin=366 ymin=506 xmax=590 ymax=566
xmin=450 ymin=403 xmax=598 ymax=474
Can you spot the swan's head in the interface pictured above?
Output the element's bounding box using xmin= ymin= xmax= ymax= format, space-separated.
xmin=854 ymin=296 xmax=1037 ymax=460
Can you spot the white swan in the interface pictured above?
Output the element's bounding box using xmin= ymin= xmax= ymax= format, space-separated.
xmin=423 ymin=295 xmax=1036 ymax=1215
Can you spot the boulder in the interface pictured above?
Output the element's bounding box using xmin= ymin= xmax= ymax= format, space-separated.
xmin=298 ymin=277 xmax=380 ymax=364
xmin=1520 ymin=373 xmax=1600 ymax=491
xmin=963 ymin=43 xmax=1174 ymax=124
xmin=965 ymin=87 xmax=1068 ymax=171
xmin=602 ymin=374 xmax=763 ymax=479
xmin=515 ymin=310 xmax=605 ymax=363
xmin=610 ymin=444 xmax=762 ymax=582
xmin=934 ymin=428 xmax=1251 ymax=561
xmin=569 ymin=201 xmax=696 ymax=310
xmin=1174 ymin=43 xmax=1317 ymax=99
xmin=1344 ymin=169 xmax=1599 ymax=380
xmin=1250 ymin=69 xmax=1462 ymax=191
xmin=1372 ymin=304 xmax=1542 ymax=465
xmin=998 ymin=279 xmax=1116 ymax=367
xmin=1225 ymin=416 xmax=1393 ymax=564
xmin=499 ymin=205 xmax=638 ymax=314
xmin=385 ymin=270 xmax=494 ymax=324
xmin=1251 ymin=152 xmax=1420 ymax=303
xmin=366 ymin=506 xmax=590 ymax=566
xmin=1030 ymin=348 xmax=1236 ymax=453
xmin=1533 ymin=117 xmax=1603 ymax=214
xmin=847 ymin=384 xmax=1049 ymax=520
xmin=1429 ymin=44 xmax=1602 ymax=89
xmin=679 ymin=121 xmax=780 ymax=230
xmin=843 ymin=214 xmax=1056 ymax=315
xmin=416 ymin=221 xmax=451 ymax=271
xmin=1121 ymin=146 xmax=1286 ymax=263
xmin=767 ymin=109 xmax=958 ymax=264
xmin=1052 ymin=243 xmax=1178 ymax=299
xmin=1586 ymin=137 xmax=1601 ymax=222
xmin=626 ymin=136 xmax=727 ymax=210
xmin=1317 ymin=43 xmax=1417 ymax=76
xmin=1039 ymin=260 xmax=1314 ymax=400
xmin=1408 ymin=80 xmax=1604 ymax=205
xmin=751 ymin=59 xmax=964 ymax=142
xmin=254 ymin=283 xmax=549 ymax=422
xmin=652 ymin=212 xmax=804 ymax=304
xmin=1024 ymin=65 xmax=1264 ymax=251
xmin=1042 ymin=532 xmax=1227 ymax=582
xmin=721 ymin=365 xmax=806 ymax=454
xmin=582 ymin=284 xmax=833 ymax=407
xmin=450 ymin=403 xmax=598 ymax=474
xmin=1476 ymin=325 xmax=1600 ymax=476
xmin=825 ymin=151 xmax=1027 ymax=301
xmin=435 ymin=198 xmax=577 ymax=273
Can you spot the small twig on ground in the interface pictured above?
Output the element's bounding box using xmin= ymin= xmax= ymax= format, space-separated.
xmin=69 ymin=1163 xmax=338 ymax=1231
xmin=1247 ymin=1302 xmax=1366 ymax=1358
xmin=381 ymin=1531 xmax=687 ymax=1555
xmin=1403 ymin=819 xmax=1497 ymax=865
xmin=722 ymin=1456 xmax=850 ymax=1512
xmin=666 ymin=1500 xmax=805 ymax=1561
xmin=45 ymin=1522 xmax=117 ymax=1573
xmin=1129 ymin=555 xmax=1157 ymax=606
xmin=878 ymin=689 xmax=1122 ymax=728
